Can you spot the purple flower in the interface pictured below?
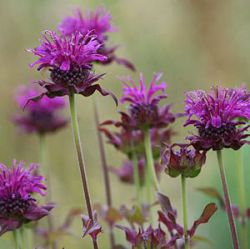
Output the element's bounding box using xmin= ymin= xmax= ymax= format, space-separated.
xmin=0 ymin=161 xmax=54 ymax=236
xmin=110 ymin=158 xmax=162 ymax=185
xmin=29 ymin=31 xmax=115 ymax=100
xmin=58 ymin=8 xmax=135 ymax=71
xmin=13 ymin=86 xmax=68 ymax=135
xmin=161 ymin=143 xmax=206 ymax=178
xmin=184 ymin=86 xmax=250 ymax=150
xmin=120 ymin=73 xmax=176 ymax=129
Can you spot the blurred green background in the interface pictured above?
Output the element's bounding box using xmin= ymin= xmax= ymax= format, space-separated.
xmin=0 ymin=0 xmax=249 ymax=248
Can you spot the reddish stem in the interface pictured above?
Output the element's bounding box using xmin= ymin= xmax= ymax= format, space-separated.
xmin=69 ymin=94 xmax=99 ymax=249
xmin=217 ymin=150 xmax=239 ymax=249
xmin=93 ymin=99 xmax=115 ymax=248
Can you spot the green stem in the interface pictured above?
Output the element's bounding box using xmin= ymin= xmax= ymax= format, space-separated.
xmin=237 ymin=150 xmax=248 ymax=249
xmin=69 ymin=94 xmax=99 ymax=249
xmin=39 ymin=135 xmax=57 ymax=249
xmin=131 ymin=146 xmax=141 ymax=204
xmin=181 ymin=175 xmax=189 ymax=249
xmin=217 ymin=150 xmax=239 ymax=249
xmin=143 ymin=128 xmax=160 ymax=191
xmin=13 ymin=229 xmax=23 ymax=249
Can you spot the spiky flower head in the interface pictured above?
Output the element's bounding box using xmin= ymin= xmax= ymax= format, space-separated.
xmin=13 ymin=85 xmax=68 ymax=135
xmin=161 ymin=143 xmax=206 ymax=178
xmin=58 ymin=8 xmax=135 ymax=71
xmin=184 ymin=86 xmax=250 ymax=150
xmin=0 ymin=161 xmax=54 ymax=235
xmin=29 ymin=31 xmax=115 ymax=99
xmin=120 ymin=73 xmax=175 ymax=130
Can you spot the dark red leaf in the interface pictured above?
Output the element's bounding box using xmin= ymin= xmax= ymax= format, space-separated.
xmin=188 ymin=203 xmax=217 ymax=237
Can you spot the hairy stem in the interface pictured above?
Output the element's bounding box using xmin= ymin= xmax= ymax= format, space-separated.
xmin=217 ymin=150 xmax=239 ymax=249
xmin=181 ymin=175 xmax=189 ymax=249
xmin=237 ymin=150 xmax=248 ymax=249
xmin=69 ymin=94 xmax=99 ymax=249
xmin=93 ymin=99 xmax=115 ymax=248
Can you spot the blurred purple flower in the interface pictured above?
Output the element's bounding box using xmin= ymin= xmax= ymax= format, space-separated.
xmin=29 ymin=31 xmax=116 ymax=100
xmin=110 ymin=158 xmax=163 ymax=185
xmin=161 ymin=143 xmax=206 ymax=178
xmin=117 ymin=224 xmax=169 ymax=248
xmin=120 ymin=73 xmax=175 ymax=130
xmin=0 ymin=161 xmax=54 ymax=236
xmin=13 ymin=86 xmax=68 ymax=135
xmin=58 ymin=8 xmax=135 ymax=71
xmin=59 ymin=8 xmax=114 ymax=42
xmin=184 ymin=86 xmax=250 ymax=150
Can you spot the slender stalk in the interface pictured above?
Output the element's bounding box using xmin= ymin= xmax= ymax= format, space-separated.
xmin=131 ymin=143 xmax=141 ymax=204
xmin=69 ymin=93 xmax=99 ymax=249
xmin=217 ymin=150 xmax=239 ymax=249
xmin=237 ymin=150 xmax=248 ymax=249
xmin=93 ymin=99 xmax=115 ymax=249
xmin=181 ymin=175 xmax=189 ymax=249
xmin=143 ymin=128 xmax=160 ymax=191
xmin=39 ymin=135 xmax=57 ymax=249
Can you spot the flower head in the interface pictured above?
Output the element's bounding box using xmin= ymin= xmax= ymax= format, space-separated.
xmin=161 ymin=143 xmax=206 ymax=178
xmin=0 ymin=161 xmax=54 ymax=235
xmin=13 ymin=86 xmax=68 ymax=135
xmin=184 ymin=86 xmax=250 ymax=150
xmin=29 ymin=31 xmax=116 ymax=100
xmin=58 ymin=8 xmax=135 ymax=71
xmin=120 ymin=73 xmax=175 ymax=129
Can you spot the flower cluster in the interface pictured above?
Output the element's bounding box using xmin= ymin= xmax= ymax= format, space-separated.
xmin=59 ymin=8 xmax=135 ymax=71
xmin=120 ymin=73 xmax=175 ymax=130
xmin=184 ymin=86 xmax=250 ymax=151
xmin=14 ymin=86 xmax=68 ymax=135
xmin=0 ymin=161 xmax=53 ymax=236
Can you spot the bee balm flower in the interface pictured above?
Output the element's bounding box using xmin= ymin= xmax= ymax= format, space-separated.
xmin=184 ymin=86 xmax=250 ymax=150
xmin=13 ymin=86 xmax=68 ymax=135
xmin=29 ymin=31 xmax=115 ymax=99
xmin=0 ymin=161 xmax=54 ymax=236
xmin=120 ymin=73 xmax=175 ymax=130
